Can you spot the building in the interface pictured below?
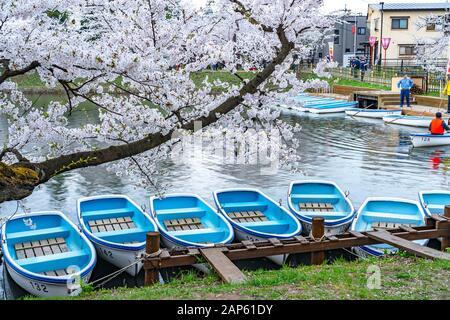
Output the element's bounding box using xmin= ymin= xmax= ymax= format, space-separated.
xmin=367 ymin=2 xmax=449 ymax=65
xmin=311 ymin=15 xmax=370 ymax=66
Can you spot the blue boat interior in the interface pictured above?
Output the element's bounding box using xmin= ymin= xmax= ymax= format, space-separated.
xmin=5 ymin=213 xmax=94 ymax=276
xmin=310 ymin=102 xmax=357 ymax=109
xmin=215 ymin=190 xmax=299 ymax=235
xmin=290 ymin=182 xmax=352 ymax=221
xmin=420 ymin=193 xmax=450 ymax=215
xmin=354 ymin=200 xmax=426 ymax=250
xmin=152 ymin=196 xmax=232 ymax=244
xmin=80 ymin=197 xmax=156 ymax=245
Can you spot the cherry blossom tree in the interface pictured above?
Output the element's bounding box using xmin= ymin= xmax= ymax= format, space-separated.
xmin=0 ymin=0 xmax=334 ymax=203
xmin=415 ymin=14 xmax=449 ymax=72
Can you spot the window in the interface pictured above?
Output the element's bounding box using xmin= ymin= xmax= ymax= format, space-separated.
xmin=374 ymin=18 xmax=379 ymax=31
xmin=399 ymin=45 xmax=416 ymax=56
xmin=357 ymin=27 xmax=366 ymax=35
xmin=426 ymin=23 xmax=436 ymax=31
xmin=334 ymin=29 xmax=340 ymax=44
xmin=391 ymin=17 xmax=409 ymax=30
xmin=345 ymin=48 xmax=351 ymax=53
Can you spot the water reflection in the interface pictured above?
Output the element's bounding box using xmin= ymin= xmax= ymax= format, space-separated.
xmin=1 ymin=96 xmax=450 ymax=221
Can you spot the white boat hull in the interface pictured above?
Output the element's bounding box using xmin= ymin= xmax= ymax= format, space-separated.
xmin=346 ymin=109 xmax=402 ymax=119
xmin=300 ymin=220 xmax=352 ymax=237
xmin=233 ymin=228 xmax=288 ymax=266
xmin=411 ymin=134 xmax=450 ymax=148
xmin=309 ymin=106 xmax=354 ymax=114
xmin=383 ymin=116 xmax=431 ymax=128
xmin=5 ymin=262 xmax=92 ymax=297
xmin=93 ymin=242 xmax=143 ymax=276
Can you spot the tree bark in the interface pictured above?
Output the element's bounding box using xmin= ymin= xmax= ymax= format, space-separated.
xmin=0 ymin=27 xmax=295 ymax=204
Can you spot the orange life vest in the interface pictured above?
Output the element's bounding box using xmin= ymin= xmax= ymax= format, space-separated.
xmin=430 ymin=119 xmax=445 ymax=135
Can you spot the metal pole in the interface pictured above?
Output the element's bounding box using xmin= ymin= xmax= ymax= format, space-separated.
xmin=378 ymin=2 xmax=385 ymax=67
xmin=354 ymin=16 xmax=357 ymax=55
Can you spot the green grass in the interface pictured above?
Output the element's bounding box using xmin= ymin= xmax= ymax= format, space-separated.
xmin=29 ymin=256 xmax=450 ymax=300
xmin=12 ymin=70 xmax=257 ymax=93
xmin=13 ymin=72 xmax=47 ymax=89
xmin=332 ymin=79 xmax=391 ymax=91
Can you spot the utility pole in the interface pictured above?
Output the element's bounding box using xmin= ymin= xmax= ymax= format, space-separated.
xmin=354 ymin=15 xmax=357 ymax=55
xmin=378 ymin=1 xmax=385 ymax=67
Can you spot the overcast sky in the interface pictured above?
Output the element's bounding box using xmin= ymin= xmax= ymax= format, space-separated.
xmin=191 ymin=0 xmax=449 ymax=15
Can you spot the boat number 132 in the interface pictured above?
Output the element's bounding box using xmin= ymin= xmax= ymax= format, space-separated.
xmin=421 ymin=137 xmax=431 ymax=142
xmin=30 ymin=282 xmax=48 ymax=293
xmin=101 ymin=248 xmax=113 ymax=258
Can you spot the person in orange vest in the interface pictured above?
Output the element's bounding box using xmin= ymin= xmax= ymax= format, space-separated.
xmin=429 ymin=112 xmax=450 ymax=135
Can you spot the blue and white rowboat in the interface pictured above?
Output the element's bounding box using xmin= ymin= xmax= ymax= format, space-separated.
xmin=77 ymin=195 xmax=157 ymax=276
xmin=383 ymin=115 xmax=434 ymax=128
xmin=345 ymin=108 xmax=402 ymax=119
xmin=418 ymin=190 xmax=450 ymax=217
xmin=1 ymin=211 xmax=96 ymax=297
xmin=213 ymin=188 xmax=302 ymax=265
xmin=351 ymin=197 xmax=428 ymax=257
xmin=410 ymin=133 xmax=450 ymax=148
xmin=288 ymin=180 xmax=356 ymax=235
xmin=308 ymin=102 xmax=358 ymax=114
xmin=149 ymin=193 xmax=234 ymax=248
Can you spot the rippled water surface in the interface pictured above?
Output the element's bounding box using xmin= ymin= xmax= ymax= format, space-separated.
xmin=1 ymin=99 xmax=450 ymax=221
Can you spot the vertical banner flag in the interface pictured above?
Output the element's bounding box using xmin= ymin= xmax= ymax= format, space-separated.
xmin=369 ymin=36 xmax=377 ymax=67
xmin=352 ymin=24 xmax=356 ymax=34
xmin=328 ymin=41 xmax=334 ymax=62
xmin=381 ymin=37 xmax=391 ymax=50
xmin=381 ymin=38 xmax=391 ymax=67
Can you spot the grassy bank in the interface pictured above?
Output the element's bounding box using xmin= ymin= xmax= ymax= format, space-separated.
xmin=32 ymin=255 xmax=450 ymax=300
xmin=11 ymin=70 xmax=257 ymax=92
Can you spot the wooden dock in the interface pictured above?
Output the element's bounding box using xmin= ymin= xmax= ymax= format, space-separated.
xmin=142 ymin=214 xmax=450 ymax=286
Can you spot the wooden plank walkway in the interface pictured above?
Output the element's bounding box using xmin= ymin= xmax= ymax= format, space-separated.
xmin=367 ymin=230 xmax=450 ymax=261
xmin=143 ymin=215 xmax=450 ymax=286
xmin=199 ymin=248 xmax=246 ymax=284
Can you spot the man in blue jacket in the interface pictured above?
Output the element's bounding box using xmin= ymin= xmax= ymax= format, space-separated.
xmin=397 ymin=75 xmax=414 ymax=108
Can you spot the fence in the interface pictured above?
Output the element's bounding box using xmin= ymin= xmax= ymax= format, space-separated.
xmin=298 ymin=61 xmax=446 ymax=95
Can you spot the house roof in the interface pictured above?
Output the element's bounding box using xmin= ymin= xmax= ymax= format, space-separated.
xmin=369 ymin=3 xmax=450 ymax=11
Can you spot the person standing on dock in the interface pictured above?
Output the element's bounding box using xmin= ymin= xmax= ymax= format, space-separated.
xmin=397 ymin=75 xmax=414 ymax=109
xmin=429 ymin=112 xmax=450 ymax=135
xmin=442 ymin=74 xmax=450 ymax=114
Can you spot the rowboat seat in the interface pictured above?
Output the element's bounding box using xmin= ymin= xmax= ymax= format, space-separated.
xmin=88 ymin=217 xmax=136 ymax=233
xmin=244 ymin=220 xmax=291 ymax=233
xmin=370 ymin=221 xmax=418 ymax=231
xmin=156 ymin=207 xmax=206 ymax=215
xmin=228 ymin=211 xmax=268 ymax=223
xmin=82 ymin=208 xmax=134 ymax=219
xmin=6 ymin=226 xmax=68 ymax=243
xmin=14 ymin=237 xmax=69 ymax=260
xmin=17 ymin=250 xmax=90 ymax=272
xmin=299 ymin=202 xmax=334 ymax=212
xmin=221 ymin=201 xmax=268 ymax=211
xmin=362 ymin=211 xmax=419 ymax=222
xmin=163 ymin=218 xmax=205 ymax=231
xmin=292 ymin=194 xmax=340 ymax=201
xmin=41 ymin=269 xmax=71 ymax=276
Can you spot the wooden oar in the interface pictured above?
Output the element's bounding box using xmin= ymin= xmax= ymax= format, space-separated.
xmin=384 ymin=115 xmax=402 ymax=125
xmin=348 ymin=104 xmax=375 ymax=118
